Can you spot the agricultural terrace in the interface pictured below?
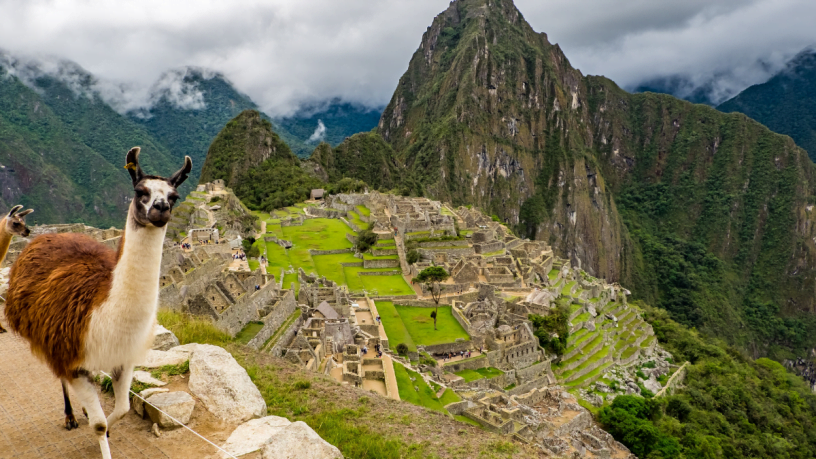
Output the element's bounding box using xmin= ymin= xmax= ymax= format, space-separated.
xmin=251 ymin=206 xmax=413 ymax=295
xmin=375 ymin=301 xmax=470 ymax=352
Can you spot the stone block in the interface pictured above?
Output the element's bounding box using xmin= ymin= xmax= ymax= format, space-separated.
xmin=145 ymin=391 xmax=195 ymax=429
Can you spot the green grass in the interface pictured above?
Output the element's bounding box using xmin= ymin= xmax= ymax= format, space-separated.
xmin=282 ymin=273 xmax=299 ymax=291
xmin=482 ymin=249 xmax=506 ymax=257
xmin=248 ymin=260 xmax=260 ymax=270
xmin=548 ymin=269 xmax=559 ymax=281
xmin=312 ymin=252 xmax=359 ymax=285
xmin=376 ymin=239 xmax=396 ymax=247
xmin=392 ymin=362 xmax=445 ymax=413
xmin=157 ymin=310 xmax=232 ymax=346
xmin=454 ymin=415 xmax=482 ymax=427
xmin=572 ymin=312 xmax=591 ymax=324
xmin=235 ymin=321 xmax=265 ymax=344
xmin=375 ymin=301 xmax=416 ymax=352
xmin=454 ymin=367 xmax=504 ymax=382
xmin=359 ymin=275 xmax=414 ymax=296
xmin=438 ymin=388 xmax=462 ymax=406
xmin=394 ymin=305 xmax=470 ymax=346
xmin=348 ymin=211 xmax=368 ymax=230
xmin=356 ymin=205 xmax=371 ymax=217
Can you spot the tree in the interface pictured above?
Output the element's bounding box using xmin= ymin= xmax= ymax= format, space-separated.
xmin=406 ymin=249 xmax=420 ymax=264
xmin=412 ymin=266 xmax=449 ymax=330
xmin=356 ymin=229 xmax=378 ymax=252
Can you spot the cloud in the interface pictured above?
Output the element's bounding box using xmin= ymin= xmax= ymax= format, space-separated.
xmin=516 ymin=0 xmax=816 ymax=103
xmin=0 ymin=0 xmax=812 ymax=113
xmin=307 ymin=120 xmax=327 ymax=143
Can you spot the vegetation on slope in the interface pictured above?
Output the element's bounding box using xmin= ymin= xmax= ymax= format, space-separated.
xmin=598 ymin=302 xmax=816 ymax=458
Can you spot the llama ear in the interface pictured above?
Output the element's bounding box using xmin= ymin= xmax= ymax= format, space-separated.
xmin=125 ymin=147 xmax=144 ymax=186
xmin=169 ymin=156 xmax=193 ymax=188
xmin=7 ymin=205 xmax=22 ymax=217
xmin=16 ymin=209 xmax=33 ymax=218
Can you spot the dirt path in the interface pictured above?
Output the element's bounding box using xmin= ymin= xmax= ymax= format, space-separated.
xmin=0 ymin=308 xmax=234 ymax=459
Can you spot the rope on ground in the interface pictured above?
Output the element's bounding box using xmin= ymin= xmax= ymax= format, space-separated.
xmin=99 ymin=370 xmax=238 ymax=459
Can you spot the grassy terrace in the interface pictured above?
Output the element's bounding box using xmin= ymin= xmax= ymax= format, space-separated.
xmin=454 ymin=367 xmax=504 ymax=382
xmin=393 ymin=362 xmax=446 ymax=413
xmin=572 ymin=312 xmax=591 ymax=324
xmin=348 ymin=210 xmax=368 ymax=230
xmin=262 ymin=309 xmax=301 ymax=350
xmin=375 ymin=301 xmax=416 ymax=352
xmin=558 ymin=345 xmax=612 ymax=381
xmin=482 ymin=249 xmax=506 ymax=257
xmin=567 ymin=328 xmax=588 ymax=345
xmin=565 ymin=361 xmax=615 ymax=388
xmin=548 ymin=269 xmax=559 ymax=281
xmin=356 ymin=205 xmax=371 ymax=217
xmin=254 ymin=207 xmax=412 ymax=295
xmin=376 ymin=301 xmax=471 ymax=352
xmin=235 ymin=321 xmax=264 ymax=344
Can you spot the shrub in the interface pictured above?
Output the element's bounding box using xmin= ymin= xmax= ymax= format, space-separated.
xmin=419 ymin=352 xmax=437 ymax=367
xmin=396 ymin=343 xmax=409 ymax=356
xmin=406 ymin=249 xmax=420 ymax=264
xmin=293 ymin=380 xmax=311 ymax=390
xmin=241 ymin=236 xmax=256 ymax=253
xmin=357 ymin=229 xmax=379 ymax=252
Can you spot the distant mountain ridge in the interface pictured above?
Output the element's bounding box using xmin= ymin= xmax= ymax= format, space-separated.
xmin=0 ymin=55 xmax=381 ymax=226
xmin=717 ymin=47 xmax=816 ymax=161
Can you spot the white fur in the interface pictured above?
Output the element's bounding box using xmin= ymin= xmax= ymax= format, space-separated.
xmin=69 ymin=375 xmax=112 ymax=459
xmin=83 ymin=185 xmax=169 ymax=371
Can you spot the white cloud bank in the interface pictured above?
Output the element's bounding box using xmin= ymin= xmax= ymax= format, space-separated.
xmin=0 ymin=0 xmax=812 ymax=113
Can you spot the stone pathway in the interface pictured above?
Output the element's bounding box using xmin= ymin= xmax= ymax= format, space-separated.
xmin=0 ymin=310 xmax=227 ymax=459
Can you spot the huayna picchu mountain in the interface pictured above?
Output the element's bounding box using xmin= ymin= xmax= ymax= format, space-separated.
xmin=297 ymin=0 xmax=816 ymax=357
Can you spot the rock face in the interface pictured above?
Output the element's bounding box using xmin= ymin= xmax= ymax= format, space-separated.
xmin=260 ymin=421 xmax=343 ymax=459
xmin=187 ymin=344 xmax=267 ymax=423
xmin=145 ymin=391 xmax=196 ymax=429
xmin=152 ymin=325 xmax=180 ymax=351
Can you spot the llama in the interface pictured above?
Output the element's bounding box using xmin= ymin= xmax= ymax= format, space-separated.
xmin=0 ymin=204 xmax=34 ymax=333
xmin=5 ymin=147 xmax=191 ymax=459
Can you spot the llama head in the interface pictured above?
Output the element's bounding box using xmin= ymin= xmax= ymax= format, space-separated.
xmin=4 ymin=205 xmax=33 ymax=237
xmin=125 ymin=147 xmax=192 ymax=228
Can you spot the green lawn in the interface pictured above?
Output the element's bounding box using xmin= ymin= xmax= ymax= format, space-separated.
xmin=392 ymin=362 xmax=445 ymax=413
xmin=454 ymin=415 xmax=482 ymax=427
xmin=312 ymin=252 xmax=358 ymax=285
xmin=438 ymin=388 xmax=462 ymax=406
xmin=375 ymin=301 xmax=416 ymax=352
xmin=394 ymin=305 xmax=470 ymax=346
xmin=235 ymin=321 xmax=264 ymax=344
xmin=360 ymin=275 xmax=414 ymax=296
xmin=454 ymin=367 xmax=504 ymax=382
xmin=356 ymin=205 xmax=371 ymax=217
xmin=348 ymin=211 xmax=368 ymax=230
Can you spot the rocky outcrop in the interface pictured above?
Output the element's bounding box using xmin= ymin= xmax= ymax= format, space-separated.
xmin=187 ymin=344 xmax=267 ymax=423
xmin=260 ymin=420 xmax=343 ymax=459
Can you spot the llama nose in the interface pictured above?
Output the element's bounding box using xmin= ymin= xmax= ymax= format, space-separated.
xmin=152 ymin=200 xmax=170 ymax=212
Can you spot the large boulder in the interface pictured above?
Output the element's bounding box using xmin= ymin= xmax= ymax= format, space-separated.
xmin=187 ymin=344 xmax=266 ymax=423
xmin=153 ymin=325 xmax=180 ymax=351
xmin=219 ymin=416 xmax=293 ymax=458
xmin=145 ymin=391 xmax=196 ymax=429
xmin=260 ymin=421 xmax=343 ymax=459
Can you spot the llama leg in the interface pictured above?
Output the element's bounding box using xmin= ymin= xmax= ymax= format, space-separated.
xmin=61 ymin=379 xmax=79 ymax=430
xmin=69 ymin=373 xmax=112 ymax=459
xmin=106 ymin=365 xmax=133 ymax=432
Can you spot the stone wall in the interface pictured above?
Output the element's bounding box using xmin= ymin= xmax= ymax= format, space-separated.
xmin=507 ymin=376 xmax=550 ymax=396
xmin=417 ymin=240 xmax=469 ymax=248
xmin=474 ymin=241 xmax=504 ymax=254
xmin=442 ymin=354 xmax=488 ymax=372
xmin=310 ymin=248 xmax=353 ymax=256
xmin=246 ymin=290 xmax=298 ymax=349
xmin=363 ymin=258 xmax=400 ymax=268
xmin=358 ymin=270 xmax=402 ymax=276
xmin=270 ymin=314 xmax=305 ymax=357
xmin=307 ymin=208 xmax=348 ymax=219
xmin=214 ymin=283 xmax=280 ymax=336
xmin=417 ymin=247 xmax=475 ymax=258
xmin=371 ymin=248 xmax=398 ymax=256
xmin=514 ymin=360 xmax=551 ymax=382
xmin=655 ymin=362 xmax=689 ymax=397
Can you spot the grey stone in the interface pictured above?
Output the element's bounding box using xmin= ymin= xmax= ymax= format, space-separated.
xmin=187 ymin=344 xmax=267 ymax=424
xmin=145 ymin=391 xmax=196 ymax=429
xmin=260 ymin=421 xmax=343 ymax=459
xmin=219 ymin=416 xmax=292 ymax=458
xmin=133 ymin=388 xmax=169 ymax=418
xmin=133 ymin=370 xmax=167 ymax=387
xmin=584 ymin=321 xmax=596 ymax=332
xmin=594 ymin=382 xmax=612 ymax=393
xmin=643 ymin=375 xmax=662 ymax=394
xmin=152 ymin=325 xmax=180 ymax=351
xmin=139 ymin=348 xmax=191 ymax=368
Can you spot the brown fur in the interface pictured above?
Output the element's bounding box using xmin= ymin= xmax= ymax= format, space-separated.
xmin=5 ymin=233 xmax=118 ymax=379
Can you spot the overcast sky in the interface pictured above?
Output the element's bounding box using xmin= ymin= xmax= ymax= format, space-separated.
xmin=0 ymin=0 xmax=813 ymax=116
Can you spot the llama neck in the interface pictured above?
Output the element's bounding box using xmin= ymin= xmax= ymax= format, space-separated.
xmin=0 ymin=218 xmax=11 ymax=265
xmin=108 ymin=209 xmax=167 ymax=317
